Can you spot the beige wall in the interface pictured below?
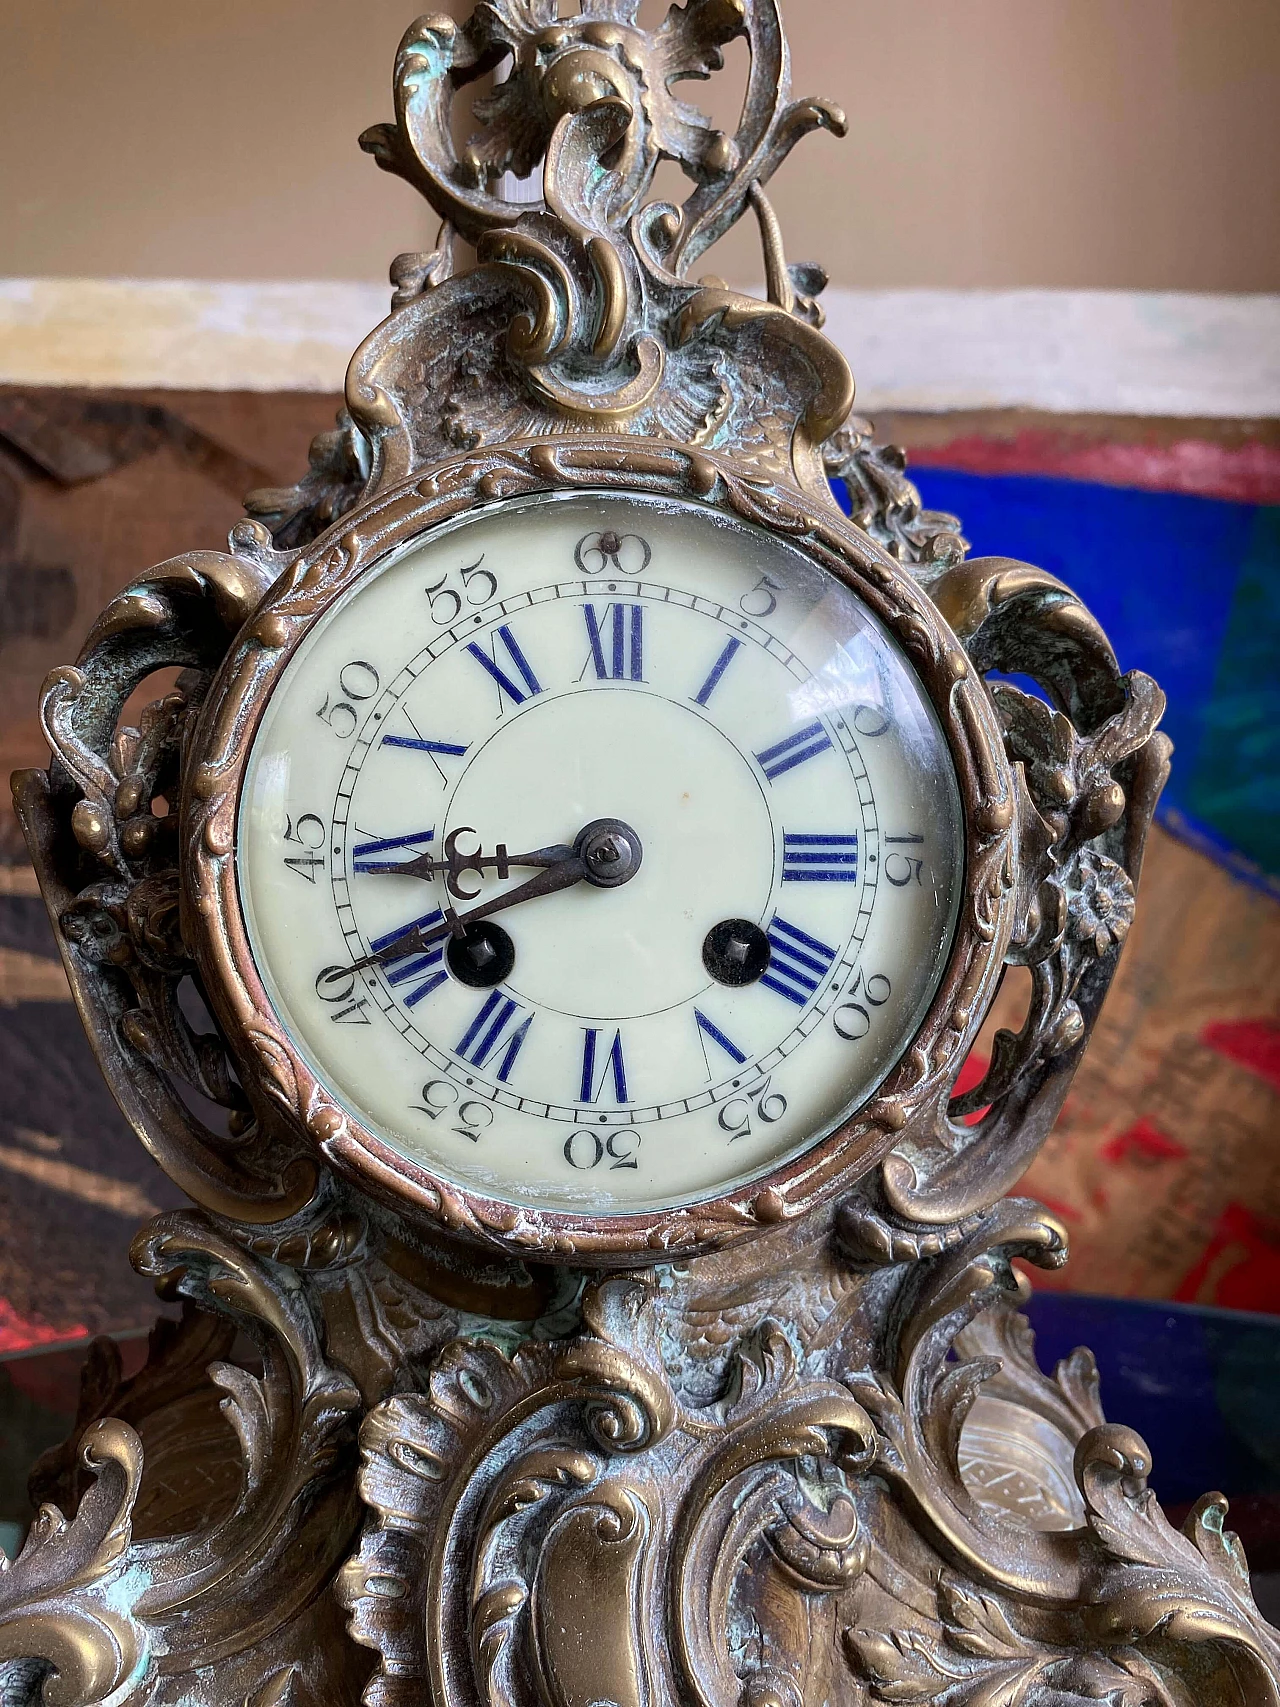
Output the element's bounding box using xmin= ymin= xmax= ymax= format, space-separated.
xmin=2 ymin=0 xmax=1278 ymax=291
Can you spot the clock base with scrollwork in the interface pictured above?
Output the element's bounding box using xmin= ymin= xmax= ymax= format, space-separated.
xmin=6 ymin=1168 xmax=1278 ymax=1707
xmin=3 ymin=0 xmax=1278 ymax=1701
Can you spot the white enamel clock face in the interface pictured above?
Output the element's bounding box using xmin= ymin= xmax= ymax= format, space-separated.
xmin=239 ymin=493 xmax=964 ymax=1214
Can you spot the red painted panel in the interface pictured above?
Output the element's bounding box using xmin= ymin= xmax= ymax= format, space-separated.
xmin=0 ymin=1295 xmax=86 ymax=1357
xmin=1200 ymin=1018 xmax=1280 ymax=1095
xmin=1176 ymin=1201 xmax=1280 ymax=1313
xmin=1100 ymin=1117 xmax=1189 ymax=1166
xmin=908 ymin=431 xmax=1280 ymax=504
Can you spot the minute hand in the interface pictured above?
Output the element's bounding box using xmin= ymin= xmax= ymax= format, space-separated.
xmin=332 ymin=848 xmax=584 ymax=983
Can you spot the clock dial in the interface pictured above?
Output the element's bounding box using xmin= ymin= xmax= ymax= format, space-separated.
xmin=238 ymin=493 xmax=964 ymax=1213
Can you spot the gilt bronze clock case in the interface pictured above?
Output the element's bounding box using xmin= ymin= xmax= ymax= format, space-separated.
xmin=6 ymin=1 xmax=1279 ymax=1703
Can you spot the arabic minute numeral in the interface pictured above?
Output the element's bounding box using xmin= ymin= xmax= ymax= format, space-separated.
xmin=563 ymin=1130 xmax=641 ymax=1171
xmin=833 ymin=969 xmax=892 ymax=1041
xmin=573 ymin=529 xmax=652 ymax=574
xmin=424 ymin=554 xmax=498 ymax=623
xmin=739 ymin=573 xmax=780 ymax=618
xmin=411 ymin=1079 xmax=495 ymax=1143
xmin=314 ymin=964 xmax=372 ymax=1025
xmin=852 ymin=703 xmax=892 ymax=738
xmin=316 ymin=659 xmax=380 ymax=739
xmin=413 ymin=1077 xmax=459 ymax=1120
xmin=453 ymin=1101 xmax=495 ymax=1143
xmin=283 ymin=812 xmax=325 ymax=882
xmin=717 ymin=1077 xmax=787 ymax=1141
xmin=884 ymin=833 xmax=926 ymax=887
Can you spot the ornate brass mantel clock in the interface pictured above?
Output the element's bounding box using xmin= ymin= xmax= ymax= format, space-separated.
xmin=5 ymin=4 xmax=1279 ymax=1704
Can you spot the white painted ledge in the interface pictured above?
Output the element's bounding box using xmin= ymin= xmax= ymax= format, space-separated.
xmin=823 ymin=290 xmax=1280 ymax=418
xmin=0 ymin=279 xmax=388 ymax=393
xmin=1 ymin=278 xmax=1278 ymax=417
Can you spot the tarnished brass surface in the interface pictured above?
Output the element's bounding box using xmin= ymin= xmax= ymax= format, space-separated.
xmin=5 ymin=2 xmax=1277 ymax=1702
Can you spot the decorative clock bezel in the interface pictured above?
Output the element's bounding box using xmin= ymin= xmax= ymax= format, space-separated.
xmin=182 ymin=434 xmax=1018 ymax=1262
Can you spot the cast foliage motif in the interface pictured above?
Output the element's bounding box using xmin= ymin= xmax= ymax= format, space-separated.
xmin=248 ymin=0 xmax=852 ymax=525
xmin=4 ymin=0 xmax=1275 ymax=1703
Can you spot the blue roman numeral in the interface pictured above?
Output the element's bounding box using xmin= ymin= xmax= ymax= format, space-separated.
xmin=694 ymin=1009 xmax=747 ymax=1071
xmin=455 ymin=992 xmax=532 ymax=1081
xmin=782 ymin=832 xmax=859 ymax=882
xmin=580 ymin=1028 xmax=628 ymax=1104
xmin=754 ymin=720 xmax=833 ymax=782
xmin=371 ymin=909 xmax=447 ymax=1009
xmin=584 ymin=603 xmax=643 ymax=681
xmin=692 ymin=636 xmax=742 ymax=707
xmin=466 ymin=624 xmax=542 ymax=707
xmin=352 ymin=827 xmax=435 ymax=873
xmin=381 ymin=735 xmax=468 ymax=758
xmin=760 ymin=915 xmax=837 ymax=1007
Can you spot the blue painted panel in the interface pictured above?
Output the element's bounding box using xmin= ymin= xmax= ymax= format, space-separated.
xmin=1183 ymin=507 xmax=1280 ymax=877
xmin=872 ymin=468 xmax=1280 ymax=881
xmin=1026 ymin=1293 xmax=1280 ymax=1506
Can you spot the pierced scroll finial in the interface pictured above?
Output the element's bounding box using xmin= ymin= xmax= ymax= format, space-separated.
xmin=359 ymin=0 xmax=844 ymax=267
xmin=327 ymin=0 xmax=853 ymax=500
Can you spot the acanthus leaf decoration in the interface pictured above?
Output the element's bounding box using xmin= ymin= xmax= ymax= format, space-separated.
xmin=823 ymin=418 xmax=967 ymax=568
xmin=340 ymin=1282 xmax=879 ymax=1707
xmin=1071 ymin=1431 xmax=1280 ymax=1707
xmin=13 ymin=533 xmax=320 ymax=1228
xmin=0 ymin=1212 xmax=374 ymax=1706
xmin=268 ymin=0 xmax=855 ymax=509
xmin=0 ymin=1419 xmax=145 ymax=1707
xmin=871 ymin=554 xmax=1174 ymax=1233
xmin=836 ymin=1210 xmax=1280 ymax=1707
xmin=332 ymin=1196 xmax=1280 ymax=1707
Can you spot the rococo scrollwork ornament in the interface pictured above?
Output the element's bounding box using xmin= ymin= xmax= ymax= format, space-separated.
xmin=4 ymin=3 xmax=1277 ymax=1704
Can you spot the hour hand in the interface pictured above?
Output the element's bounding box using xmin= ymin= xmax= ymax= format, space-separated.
xmin=321 ymin=818 xmax=642 ymax=988
xmin=359 ymin=825 xmax=575 ymax=898
xmin=328 ymin=845 xmax=590 ymax=984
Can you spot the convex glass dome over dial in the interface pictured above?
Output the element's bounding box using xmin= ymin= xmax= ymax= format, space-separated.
xmin=239 ymin=493 xmax=964 ymax=1213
